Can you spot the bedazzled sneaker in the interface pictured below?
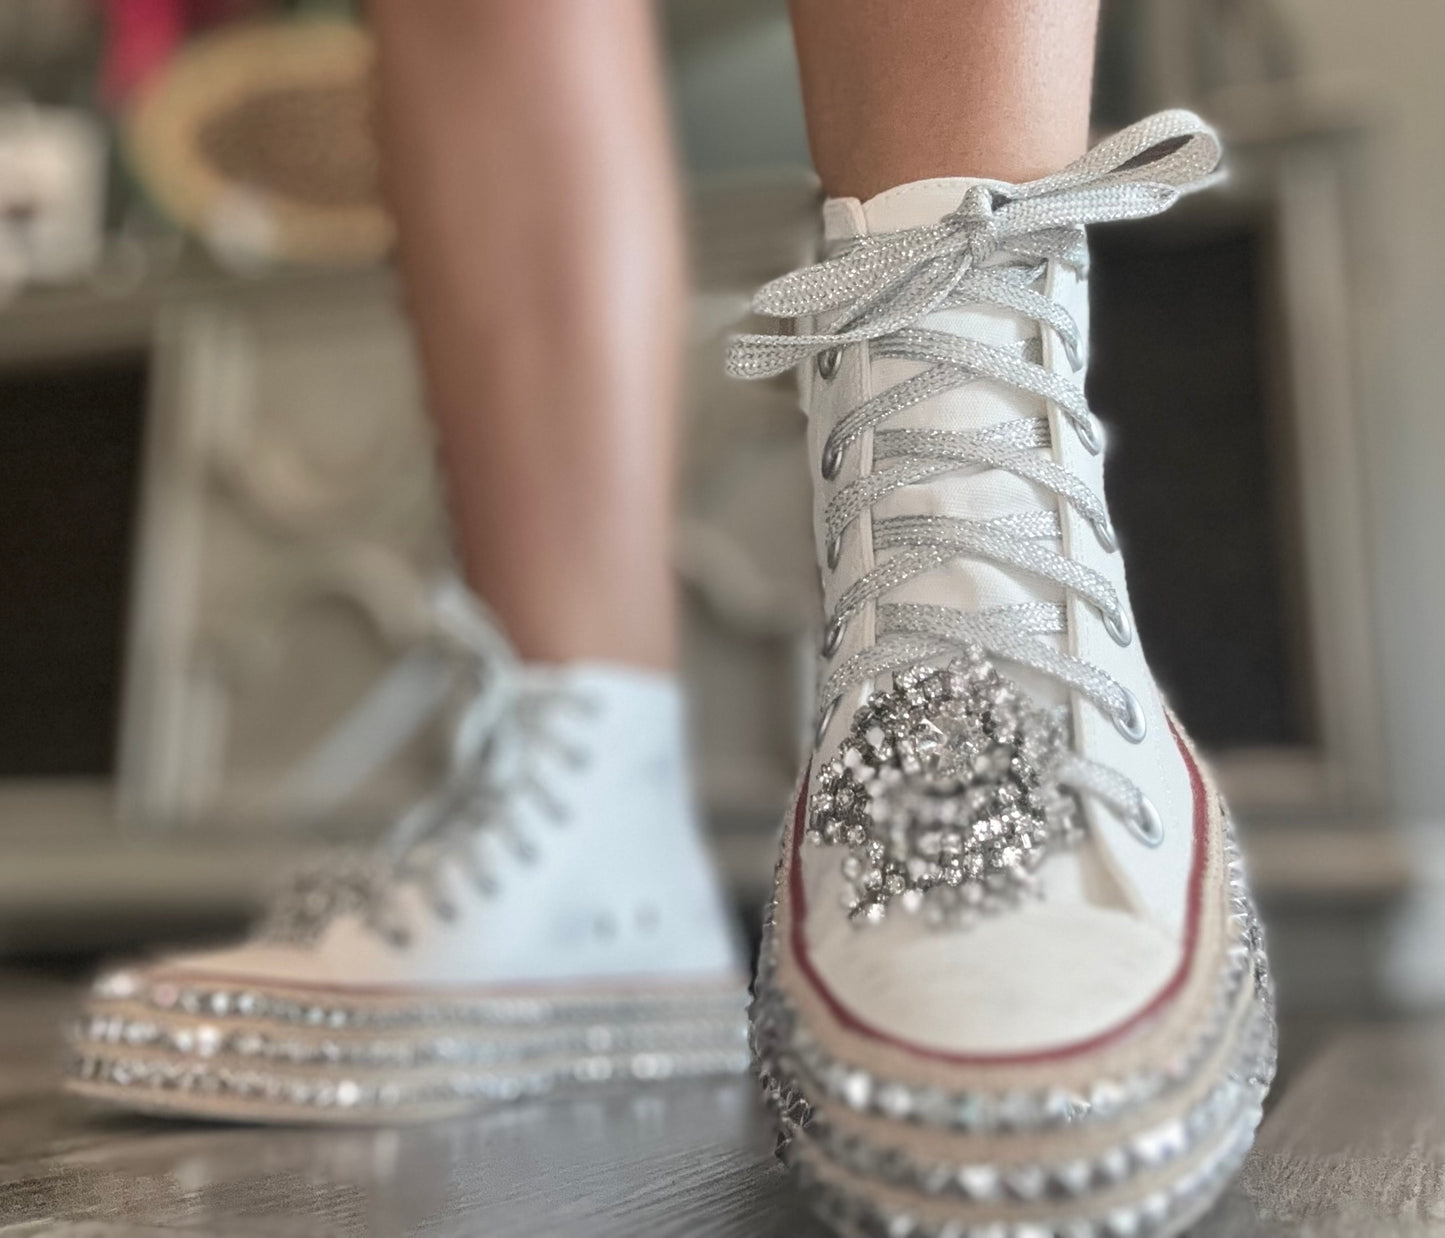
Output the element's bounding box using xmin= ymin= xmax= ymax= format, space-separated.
xmin=68 ymin=587 xmax=750 ymax=1122
xmin=728 ymin=111 xmax=1274 ymax=1238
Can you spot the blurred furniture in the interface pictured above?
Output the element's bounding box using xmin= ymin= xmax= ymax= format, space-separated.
xmin=1092 ymin=110 xmax=1387 ymax=829
xmin=0 ymin=174 xmax=821 ymax=951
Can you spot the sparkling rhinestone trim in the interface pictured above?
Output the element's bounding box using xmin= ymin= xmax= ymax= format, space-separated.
xmin=790 ymin=1108 xmax=1261 ymax=1238
xmin=69 ymin=982 xmax=752 ymax=1115
xmin=257 ymin=852 xmax=395 ymax=947
xmin=763 ymin=996 xmax=1274 ymax=1204
xmin=809 ymin=653 xmax=1078 ymax=927
xmin=72 ymin=1013 xmax=749 ymax=1069
xmin=70 ymin=1043 xmax=753 ymax=1113
xmin=89 ymin=977 xmax=748 ymax=1031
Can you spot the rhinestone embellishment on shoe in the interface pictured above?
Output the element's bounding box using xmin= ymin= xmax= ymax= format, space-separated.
xmin=257 ymin=853 xmax=396 ymax=947
xmin=808 ymin=648 xmax=1080 ymax=926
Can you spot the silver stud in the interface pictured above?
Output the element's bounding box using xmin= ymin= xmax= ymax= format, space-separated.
xmin=1102 ymin=605 xmax=1132 ymax=647
xmin=1139 ymin=1192 xmax=1172 ymax=1228
xmin=913 ymin=1087 xmax=953 ymax=1126
xmin=1093 ymin=513 xmax=1118 ymax=552
xmin=884 ymin=1214 xmax=915 ymax=1238
xmin=918 ymin=1163 xmax=954 ymax=1196
xmin=822 ymin=616 xmax=845 ymax=657
xmin=820 ymin=436 xmax=844 ymax=480
xmin=1104 ymin=1208 xmax=1141 ymax=1238
xmin=1076 ymin=413 xmax=1104 ymax=455
xmin=1053 ymin=1158 xmax=1094 ymax=1196
xmin=841 ymin=1069 xmax=872 ymax=1110
xmin=96 ymin=970 xmax=139 ymax=999
xmin=826 ymin=531 xmax=843 ymax=570
xmin=956 ymin=1164 xmax=999 ymax=1201
xmin=193 ymin=1025 xmax=222 ymax=1057
xmin=877 ymin=1083 xmax=913 ymax=1119
xmin=1043 ymin=1086 xmax=1089 ymax=1125
xmin=1111 ymin=686 xmax=1147 ymax=743
xmin=1128 ymin=793 xmax=1165 ymax=847
xmin=1062 ymin=332 xmax=1085 ymax=373
xmin=1097 ymin=1145 xmax=1131 ymax=1184
xmin=1157 ymin=1117 xmax=1188 ymax=1159
xmin=816 ymin=345 xmax=841 ymax=380
xmin=997 ymin=1089 xmax=1041 ymax=1129
xmin=1131 ymin=1128 xmax=1169 ymax=1170
xmin=1004 ymin=1164 xmax=1047 ymax=1201
xmin=953 ymin=1092 xmax=993 ymax=1131
xmin=814 ymin=695 xmax=841 ymax=748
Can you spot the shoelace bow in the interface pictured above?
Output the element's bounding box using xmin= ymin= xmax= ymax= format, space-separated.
xmin=726 ymin=110 xmax=1223 ymax=842
xmin=262 ymin=589 xmax=595 ymax=947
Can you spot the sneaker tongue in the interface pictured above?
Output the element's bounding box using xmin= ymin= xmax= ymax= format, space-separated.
xmin=826 ymin=176 xmax=1009 ymax=240
xmin=824 ymin=180 xmax=1069 ymax=706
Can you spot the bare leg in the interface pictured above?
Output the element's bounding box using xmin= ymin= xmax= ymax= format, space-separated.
xmin=787 ymin=0 xmax=1100 ymax=198
xmin=371 ymin=0 xmax=684 ymax=669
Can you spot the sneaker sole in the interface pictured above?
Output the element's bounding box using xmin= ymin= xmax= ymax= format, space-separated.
xmin=751 ymin=740 xmax=1275 ymax=1238
xmin=66 ymin=974 xmax=751 ymax=1124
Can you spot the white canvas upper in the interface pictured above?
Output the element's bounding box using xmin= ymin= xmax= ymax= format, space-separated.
xmin=151 ymin=662 xmax=744 ymax=992
xmin=795 ymin=178 xmax=1197 ymax=1053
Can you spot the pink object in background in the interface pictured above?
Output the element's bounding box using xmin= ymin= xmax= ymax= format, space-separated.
xmin=98 ymin=0 xmax=186 ymax=106
xmin=98 ymin=0 xmax=276 ymax=108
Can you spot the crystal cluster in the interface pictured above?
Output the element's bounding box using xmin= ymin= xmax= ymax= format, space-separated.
xmin=258 ymin=853 xmax=394 ymax=946
xmin=808 ymin=648 xmax=1079 ymax=926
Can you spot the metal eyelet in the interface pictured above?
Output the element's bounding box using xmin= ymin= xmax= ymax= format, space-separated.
xmin=821 ymin=615 xmax=845 ymax=657
xmin=1093 ymin=514 xmax=1118 ymax=553
xmin=820 ymin=438 xmax=843 ymax=481
xmin=1127 ymin=794 xmax=1165 ymax=847
xmin=1075 ymin=415 xmax=1104 ymax=456
xmin=826 ymin=531 xmax=843 ymax=570
xmin=1062 ymin=333 xmax=1084 ymax=374
xmin=1112 ymin=686 xmax=1148 ymax=743
xmin=1102 ymin=605 xmax=1132 ymax=647
xmin=814 ymin=695 xmax=840 ymax=748
xmin=816 ymin=346 xmax=841 ymax=380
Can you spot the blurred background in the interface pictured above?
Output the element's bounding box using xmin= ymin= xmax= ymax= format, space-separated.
xmin=0 ymin=0 xmax=1440 ymax=1077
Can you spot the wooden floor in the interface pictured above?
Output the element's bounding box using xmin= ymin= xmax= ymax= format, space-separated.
xmin=0 ymin=973 xmax=1439 ymax=1238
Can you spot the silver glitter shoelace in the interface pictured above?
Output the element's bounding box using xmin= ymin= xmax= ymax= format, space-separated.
xmin=726 ymin=110 xmax=1223 ymax=841
xmin=261 ymin=589 xmax=595 ymax=947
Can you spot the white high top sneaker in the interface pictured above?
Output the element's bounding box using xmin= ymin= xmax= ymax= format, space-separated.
xmin=730 ymin=113 xmax=1274 ymax=1237
xmin=69 ymin=586 xmax=749 ymax=1122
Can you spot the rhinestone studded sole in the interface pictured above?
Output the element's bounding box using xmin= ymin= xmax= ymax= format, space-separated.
xmin=66 ymin=975 xmax=752 ymax=1124
xmin=750 ymin=768 xmax=1275 ymax=1238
